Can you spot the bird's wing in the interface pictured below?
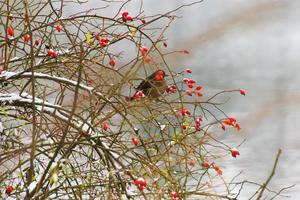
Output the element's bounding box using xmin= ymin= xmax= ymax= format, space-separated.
xmin=136 ymin=71 xmax=157 ymax=90
xmin=136 ymin=79 xmax=152 ymax=90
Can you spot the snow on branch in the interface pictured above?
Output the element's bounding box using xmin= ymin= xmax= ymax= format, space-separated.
xmin=1 ymin=71 xmax=96 ymax=94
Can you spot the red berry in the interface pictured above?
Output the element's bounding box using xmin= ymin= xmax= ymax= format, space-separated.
xmin=196 ymin=117 xmax=202 ymax=123
xmin=188 ymin=83 xmax=193 ymax=88
xmin=217 ymin=169 xmax=223 ymax=175
xmin=34 ymin=39 xmax=40 ymax=46
xmin=47 ymin=49 xmax=55 ymax=56
xmin=100 ymin=42 xmax=107 ymax=47
xmin=171 ymin=84 xmax=177 ymax=90
xmin=140 ymin=179 xmax=147 ymax=187
xmin=122 ymin=11 xmax=129 ymax=22
xmin=140 ymin=46 xmax=148 ymax=56
xmin=186 ymin=110 xmax=191 ymax=116
xmin=138 ymin=185 xmax=144 ymax=191
xmin=103 ymin=123 xmax=109 ymax=131
xmin=144 ymin=57 xmax=151 ymax=63
xmin=131 ymin=137 xmax=139 ymax=146
xmin=240 ymin=89 xmax=246 ymax=96
xmin=134 ymin=90 xmax=145 ymax=101
xmin=214 ymin=165 xmax=220 ymax=171
xmin=99 ymin=37 xmax=109 ymax=47
xmin=202 ymin=161 xmax=210 ymax=169
xmin=55 ymin=25 xmax=62 ymax=32
xmin=126 ymin=15 xmax=133 ymax=21
xmin=234 ymin=123 xmax=241 ymax=131
xmin=196 ymin=85 xmax=202 ymax=91
xmin=185 ymin=90 xmax=192 ymax=96
xmin=24 ymin=34 xmax=30 ymax=42
xmin=195 ymin=123 xmax=201 ymax=131
xmin=223 ymin=117 xmax=236 ymax=126
xmin=7 ymin=27 xmax=14 ymax=37
xmin=186 ymin=69 xmax=192 ymax=73
xmin=183 ymin=78 xmax=189 ymax=83
xmin=95 ymin=35 xmax=101 ymax=41
xmin=196 ymin=92 xmax=203 ymax=97
xmin=180 ymin=108 xmax=190 ymax=116
xmin=231 ymin=148 xmax=240 ymax=158
xmin=213 ymin=164 xmax=223 ymax=175
xmin=101 ymin=38 xmax=109 ymax=43
xmin=109 ymin=58 xmax=116 ymax=67
xmin=223 ymin=119 xmax=233 ymax=126
xmin=52 ymin=51 xmax=58 ymax=57
xmin=5 ymin=185 xmax=13 ymax=194
xmin=141 ymin=19 xmax=146 ymax=24
xmin=188 ymin=79 xmax=195 ymax=84
xmin=122 ymin=11 xmax=129 ymax=17
xmin=134 ymin=177 xmax=147 ymax=187
xmin=187 ymin=159 xmax=196 ymax=167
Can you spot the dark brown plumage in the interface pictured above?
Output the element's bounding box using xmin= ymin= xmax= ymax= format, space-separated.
xmin=132 ymin=70 xmax=168 ymax=100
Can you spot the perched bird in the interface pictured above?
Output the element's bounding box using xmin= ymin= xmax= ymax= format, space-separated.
xmin=131 ymin=69 xmax=168 ymax=100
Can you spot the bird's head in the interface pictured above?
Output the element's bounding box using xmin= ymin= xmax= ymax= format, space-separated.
xmin=154 ymin=69 xmax=167 ymax=81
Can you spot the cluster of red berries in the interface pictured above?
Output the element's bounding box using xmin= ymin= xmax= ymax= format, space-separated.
xmin=6 ymin=26 xmax=65 ymax=57
xmin=183 ymin=69 xmax=203 ymax=97
xmin=213 ymin=164 xmax=223 ymax=176
xmin=133 ymin=177 xmax=147 ymax=191
xmin=195 ymin=116 xmax=202 ymax=131
xmin=201 ymin=160 xmax=223 ymax=175
xmin=221 ymin=116 xmax=241 ymax=131
xmin=122 ymin=11 xmax=133 ymax=22
xmin=180 ymin=107 xmax=191 ymax=117
xmin=166 ymin=84 xmax=177 ymax=94
xmin=7 ymin=24 xmax=62 ymax=42
xmin=47 ymin=49 xmax=58 ymax=57
xmin=95 ymin=36 xmax=109 ymax=47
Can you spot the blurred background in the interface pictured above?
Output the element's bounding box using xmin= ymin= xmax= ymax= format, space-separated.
xmin=67 ymin=0 xmax=300 ymax=198
xmin=156 ymin=0 xmax=300 ymax=198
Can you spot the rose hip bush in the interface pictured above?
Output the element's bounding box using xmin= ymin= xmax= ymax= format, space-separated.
xmin=0 ymin=0 xmax=287 ymax=199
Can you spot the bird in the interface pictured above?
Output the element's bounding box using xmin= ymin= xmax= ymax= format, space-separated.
xmin=131 ymin=69 xmax=168 ymax=100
